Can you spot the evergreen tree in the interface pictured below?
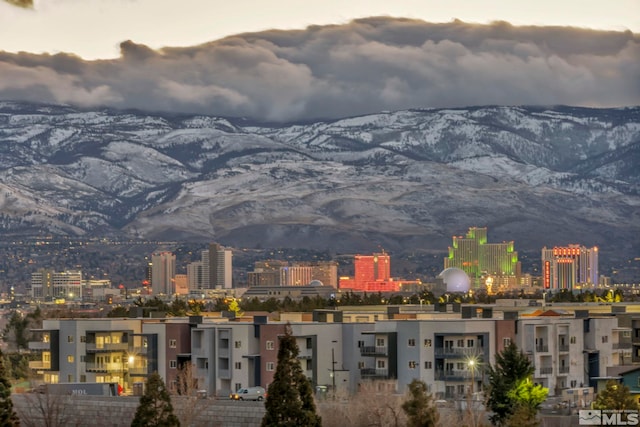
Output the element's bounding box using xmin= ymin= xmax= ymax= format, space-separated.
xmin=262 ymin=324 xmax=321 ymax=427
xmin=402 ymin=379 xmax=439 ymax=427
xmin=131 ymin=372 xmax=180 ymax=427
xmin=0 ymin=350 xmax=19 ymax=426
xmin=594 ymin=380 xmax=638 ymax=411
xmin=485 ymin=342 xmax=535 ymax=426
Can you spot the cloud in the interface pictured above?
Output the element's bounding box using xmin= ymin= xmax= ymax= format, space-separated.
xmin=0 ymin=17 xmax=637 ymax=121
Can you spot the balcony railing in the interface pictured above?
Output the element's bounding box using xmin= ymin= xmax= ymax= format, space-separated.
xmin=558 ymin=345 xmax=570 ymax=352
xmin=29 ymin=361 xmax=51 ymax=370
xmin=85 ymin=342 xmax=128 ymax=352
xmin=28 ymin=341 xmax=51 ymax=351
xmin=537 ymin=367 xmax=553 ymax=375
xmin=434 ymin=347 xmax=484 ymax=358
xmin=85 ymin=362 xmax=124 ymax=373
xmin=128 ymin=367 xmax=149 ymax=376
xmin=360 ymin=368 xmax=388 ymax=378
xmin=434 ymin=370 xmax=474 ymax=381
xmin=360 ymin=346 xmax=388 ymax=357
xmin=536 ymin=345 xmax=549 ymax=353
xmin=613 ymin=343 xmax=632 ymax=350
xmin=558 ymin=366 xmax=570 ymax=374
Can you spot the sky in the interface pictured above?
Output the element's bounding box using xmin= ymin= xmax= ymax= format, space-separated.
xmin=0 ymin=0 xmax=638 ymax=121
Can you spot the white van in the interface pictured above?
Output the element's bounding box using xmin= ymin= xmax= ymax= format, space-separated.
xmin=230 ymin=386 xmax=266 ymax=401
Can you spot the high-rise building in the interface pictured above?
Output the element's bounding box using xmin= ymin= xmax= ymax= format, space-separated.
xmin=541 ymin=245 xmax=598 ymax=290
xmin=31 ymin=269 xmax=83 ymax=301
xmin=338 ymin=252 xmax=419 ymax=292
xmin=208 ymin=243 xmax=233 ymax=289
xmin=187 ymin=261 xmax=204 ymax=291
xmin=444 ymin=227 xmax=519 ymax=288
xmin=151 ymin=251 xmax=176 ymax=295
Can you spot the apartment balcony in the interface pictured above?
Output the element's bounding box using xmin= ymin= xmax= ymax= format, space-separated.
xmin=558 ymin=345 xmax=570 ymax=352
xmin=558 ymin=366 xmax=570 ymax=375
xmin=29 ymin=361 xmax=51 ymax=370
xmin=128 ymin=367 xmax=149 ymax=376
xmin=434 ymin=347 xmax=485 ymax=358
xmin=536 ymin=367 xmax=553 ymax=376
xmin=613 ymin=343 xmax=632 ymax=350
xmin=28 ymin=341 xmax=51 ymax=351
xmin=218 ymin=347 xmax=230 ymax=358
xmin=434 ymin=370 xmax=473 ymax=381
xmin=85 ymin=362 xmax=124 ymax=373
xmin=360 ymin=368 xmax=389 ymax=379
xmin=218 ymin=369 xmax=231 ymax=379
xmin=85 ymin=342 xmax=128 ymax=353
xmin=535 ymin=345 xmax=549 ymax=353
xmin=360 ymin=346 xmax=388 ymax=357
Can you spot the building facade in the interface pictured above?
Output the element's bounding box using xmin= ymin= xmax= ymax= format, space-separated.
xmin=151 ymin=251 xmax=176 ymax=295
xmin=541 ymin=245 xmax=599 ymax=290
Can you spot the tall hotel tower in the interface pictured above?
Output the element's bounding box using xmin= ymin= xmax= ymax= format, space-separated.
xmin=541 ymin=245 xmax=598 ymax=290
xmin=151 ymin=251 xmax=176 ymax=295
xmin=444 ymin=227 xmax=519 ymax=288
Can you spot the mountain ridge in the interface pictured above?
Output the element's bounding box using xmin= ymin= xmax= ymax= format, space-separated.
xmin=0 ymin=101 xmax=638 ymax=255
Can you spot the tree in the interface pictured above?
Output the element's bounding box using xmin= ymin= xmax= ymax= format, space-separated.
xmin=594 ymin=380 xmax=638 ymax=411
xmin=402 ymin=379 xmax=439 ymax=427
xmin=506 ymin=378 xmax=549 ymax=427
xmin=0 ymin=350 xmax=19 ymax=426
xmin=131 ymin=372 xmax=180 ymax=427
xmin=262 ymin=323 xmax=321 ymax=427
xmin=485 ymin=342 xmax=535 ymax=426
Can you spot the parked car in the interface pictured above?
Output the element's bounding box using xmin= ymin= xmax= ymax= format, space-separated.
xmin=230 ymin=386 xmax=266 ymax=401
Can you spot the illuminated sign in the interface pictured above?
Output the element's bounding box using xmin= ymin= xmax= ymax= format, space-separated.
xmin=544 ymin=261 xmax=550 ymax=289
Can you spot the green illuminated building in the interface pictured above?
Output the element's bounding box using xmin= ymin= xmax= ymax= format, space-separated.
xmin=444 ymin=227 xmax=520 ymax=288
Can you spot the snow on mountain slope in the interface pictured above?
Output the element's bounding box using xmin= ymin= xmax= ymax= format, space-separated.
xmin=0 ymin=101 xmax=638 ymax=253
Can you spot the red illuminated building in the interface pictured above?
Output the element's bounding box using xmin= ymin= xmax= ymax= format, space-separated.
xmin=340 ymin=252 xmax=418 ymax=292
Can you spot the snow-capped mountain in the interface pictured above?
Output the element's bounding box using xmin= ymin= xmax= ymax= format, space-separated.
xmin=0 ymin=101 xmax=638 ymax=253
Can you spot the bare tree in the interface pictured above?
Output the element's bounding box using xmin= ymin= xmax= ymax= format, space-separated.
xmin=170 ymin=363 xmax=214 ymax=427
xmin=319 ymin=380 xmax=406 ymax=427
xmin=15 ymin=392 xmax=74 ymax=427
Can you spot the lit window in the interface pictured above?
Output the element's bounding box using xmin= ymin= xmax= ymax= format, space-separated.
xmin=424 ymin=339 xmax=432 ymax=347
xmin=409 ymin=361 xmax=417 ymax=369
xmin=169 ymin=339 xmax=177 ymax=348
xmin=235 ymin=341 xmax=242 ymax=348
xmin=67 ymin=355 xmax=74 ymax=363
xmin=170 ymin=360 xmax=177 ymax=369
xmin=266 ymin=341 xmax=275 ymax=350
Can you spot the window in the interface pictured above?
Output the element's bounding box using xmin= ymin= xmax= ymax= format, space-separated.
xmin=457 ymin=385 xmax=465 ymax=395
xmin=80 ymin=356 xmax=85 ymax=363
xmin=377 ymin=360 xmax=386 ymax=369
xmin=358 ymin=361 xmax=365 ymax=369
xmin=571 ymin=380 xmax=577 ymax=388
xmin=570 ymin=336 xmax=576 ymax=344
xmin=266 ymin=340 xmax=275 ymax=350
xmin=170 ymin=360 xmax=177 ymax=369
xmin=169 ymin=339 xmax=177 ymax=348
xmin=67 ymin=336 xmax=74 ymax=343
xmin=235 ymin=362 xmax=242 ymax=369
xmin=358 ymin=341 xmax=365 ymax=348
xmin=67 ymin=355 xmax=74 ymax=363
xmin=67 ymin=375 xmax=73 ymax=382
xmin=408 ymin=339 xmax=416 ymax=347
xmin=306 ymin=338 xmax=313 ymax=349
xmin=376 ymin=338 xmax=385 ymax=347
xmin=80 ymin=375 xmax=86 ymax=382
xmin=457 ymin=339 xmax=464 ymax=347
xmin=467 ymin=339 xmax=474 ymax=347
xmin=503 ymin=337 xmax=511 ymax=347
xmin=80 ymin=336 xmax=86 ymax=343
xmin=409 ymin=361 xmax=417 ymax=369
xmin=424 ymin=339 xmax=432 ymax=347
xmin=306 ymin=359 xmax=312 ymax=370
xmin=235 ymin=341 xmax=242 ymax=348
xmin=623 ymin=330 xmax=631 ymax=338
xmin=424 ymin=361 xmax=432 ymax=369
xmin=456 ymin=362 xmax=465 ymax=370
xmin=235 ymin=383 xmax=242 ymax=391
xmin=602 ymin=336 xmax=608 ymax=343
xmin=266 ymin=362 xmax=275 ymax=371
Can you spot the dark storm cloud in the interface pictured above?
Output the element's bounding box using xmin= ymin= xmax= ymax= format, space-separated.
xmin=0 ymin=17 xmax=638 ymax=121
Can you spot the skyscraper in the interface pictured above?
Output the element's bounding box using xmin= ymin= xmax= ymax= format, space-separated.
xmin=151 ymin=251 xmax=175 ymax=295
xmin=444 ymin=227 xmax=519 ymax=288
xmin=208 ymin=243 xmax=233 ymax=289
xmin=541 ymin=245 xmax=598 ymax=290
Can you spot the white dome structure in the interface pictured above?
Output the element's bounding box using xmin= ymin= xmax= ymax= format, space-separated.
xmin=439 ymin=268 xmax=471 ymax=293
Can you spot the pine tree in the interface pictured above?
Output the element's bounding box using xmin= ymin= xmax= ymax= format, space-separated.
xmin=131 ymin=372 xmax=180 ymax=427
xmin=262 ymin=323 xmax=321 ymax=427
xmin=0 ymin=350 xmax=19 ymax=426
xmin=485 ymin=342 xmax=535 ymax=426
xmin=402 ymin=379 xmax=439 ymax=427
